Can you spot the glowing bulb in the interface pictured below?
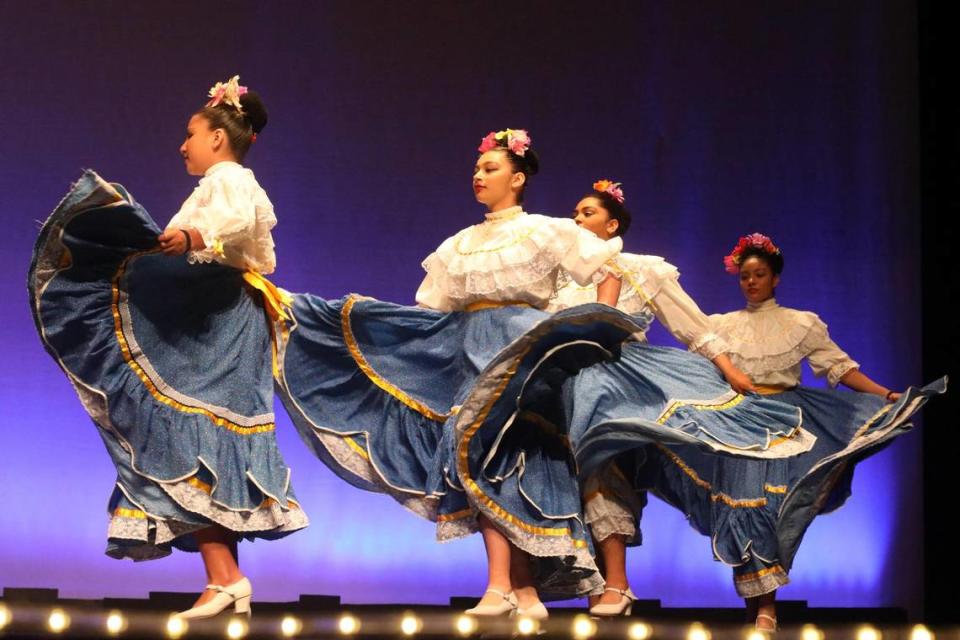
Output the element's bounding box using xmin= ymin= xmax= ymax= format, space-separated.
xmin=747 ymin=631 xmax=767 ymax=640
xmin=400 ymin=613 xmax=422 ymax=636
xmin=0 ymin=604 xmax=11 ymax=630
xmin=338 ymin=614 xmax=359 ymax=635
xmin=801 ymin=624 xmax=824 ymax=640
xmin=166 ymin=615 xmax=188 ymax=639
xmin=226 ymin=617 xmax=248 ymax=639
xmin=516 ymin=616 xmax=539 ymax=635
xmin=858 ymin=626 xmax=881 ymax=640
xmin=106 ymin=611 xmax=127 ymax=635
xmin=688 ymin=622 xmax=711 ymax=640
xmin=456 ymin=615 xmax=478 ymax=636
xmin=572 ymin=613 xmax=597 ymax=639
xmin=629 ymin=622 xmax=653 ymax=640
xmin=911 ymin=625 xmax=934 ymax=640
xmin=281 ymin=616 xmax=302 ymax=637
xmin=47 ymin=609 xmax=70 ymax=633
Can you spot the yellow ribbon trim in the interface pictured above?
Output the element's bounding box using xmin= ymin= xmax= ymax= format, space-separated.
xmin=341 ymin=295 xmax=452 ymax=423
xmin=113 ymin=507 xmax=147 ymax=519
xmin=242 ymin=270 xmax=294 ymax=378
xmin=655 ymin=444 xmax=769 ymax=508
xmin=344 ymin=436 xmax=371 ymax=460
xmin=608 ymin=262 xmax=656 ymax=309
xmin=735 ymin=564 xmax=786 ymax=582
xmin=437 ymin=508 xmax=474 ymax=523
xmin=112 ymin=252 xmax=275 ymax=435
xmin=464 ymin=300 xmax=533 ymax=312
xmin=764 ymin=484 xmax=788 ymax=494
xmin=657 ymin=394 xmax=746 ymax=424
xmin=455 ymin=224 xmax=538 ymax=255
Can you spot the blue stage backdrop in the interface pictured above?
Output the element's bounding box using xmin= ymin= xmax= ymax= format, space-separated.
xmin=0 ymin=0 xmax=923 ymax=613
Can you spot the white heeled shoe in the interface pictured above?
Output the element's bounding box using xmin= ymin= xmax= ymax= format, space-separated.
xmin=464 ymin=588 xmax=518 ymax=616
xmin=516 ymin=600 xmax=549 ymax=620
xmin=174 ymin=577 xmax=253 ymax=620
xmin=588 ymin=586 xmax=636 ymax=617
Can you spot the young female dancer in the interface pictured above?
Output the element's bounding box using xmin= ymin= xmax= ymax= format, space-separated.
xmin=29 ymin=76 xmax=306 ymax=620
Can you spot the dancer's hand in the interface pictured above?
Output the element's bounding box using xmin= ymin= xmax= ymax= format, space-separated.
xmin=158 ymin=228 xmax=194 ymax=256
xmin=724 ymin=368 xmax=756 ymax=395
xmin=712 ymin=354 xmax=756 ymax=394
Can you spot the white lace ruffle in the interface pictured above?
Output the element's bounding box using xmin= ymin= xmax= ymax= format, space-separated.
xmin=420 ymin=214 xmax=620 ymax=308
xmin=160 ymin=481 xmax=308 ymax=533
xmin=711 ymin=305 xmax=857 ymax=384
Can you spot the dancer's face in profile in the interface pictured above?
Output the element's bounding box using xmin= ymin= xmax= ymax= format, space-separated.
xmin=180 ymin=114 xmax=222 ymax=176
xmin=573 ymin=197 xmax=618 ymax=240
xmin=739 ymin=255 xmax=780 ymax=304
xmin=473 ymin=149 xmax=525 ymax=211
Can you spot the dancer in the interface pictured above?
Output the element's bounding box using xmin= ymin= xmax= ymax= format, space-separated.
xmin=589 ymin=233 xmax=945 ymax=629
xmin=548 ymin=180 xmax=749 ymax=616
xmin=28 ymin=76 xmax=306 ymax=621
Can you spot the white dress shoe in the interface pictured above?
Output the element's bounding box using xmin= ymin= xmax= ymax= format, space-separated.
xmin=464 ymin=588 xmax=518 ymax=616
xmin=174 ymin=577 xmax=253 ymax=620
xmin=588 ymin=586 xmax=636 ymax=617
xmin=516 ymin=600 xmax=549 ymax=620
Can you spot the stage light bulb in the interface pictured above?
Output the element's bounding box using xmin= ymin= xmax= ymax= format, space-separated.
xmin=572 ymin=613 xmax=597 ymax=639
xmin=166 ymin=615 xmax=188 ymax=639
xmin=338 ymin=614 xmax=359 ymax=635
xmin=0 ymin=604 xmax=11 ymax=630
xmin=911 ymin=625 xmax=934 ymax=640
xmin=801 ymin=624 xmax=824 ymax=640
xmin=629 ymin=622 xmax=653 ymax=640
xmin=281 ymin=615 xmax=302 ymax=637
xmin=47 ymin=609 xmax=70 ymax=633
xmin=226 ymin=617 xmax=248 ymax=639
xmin=106 ymin=611 xmax=127 ymax=635
xmin=688 ymin=622 xmax=711 ymax=640
xmin=456 ymin=615 xmax=478 ymax=636
xmin=516 ymin=616 xmax=539 ymax=635
xmin=400 ymin=613 xmax=422 ymax=636
xmin=858 ymin=625 xmax=881 ymax=640
xmin=747 ymin=631 xmax=767 ymax=640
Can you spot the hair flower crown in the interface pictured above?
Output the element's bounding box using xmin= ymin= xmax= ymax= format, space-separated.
xmin=593 ymin=179 xmax=625 ymax=203
xmin=723 ymin=233 xmax=781 ymax=274
xmin=478 ymin=128 xmax=531 ymax=157
xmin=206 ymin=75 xmax=249 ymax=113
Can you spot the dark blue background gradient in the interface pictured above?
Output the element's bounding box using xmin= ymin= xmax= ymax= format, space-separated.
xmin=0 ymin=1 xmax=924 ymax=613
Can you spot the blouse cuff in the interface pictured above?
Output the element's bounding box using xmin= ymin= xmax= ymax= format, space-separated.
xmin=591 ymin=260 xmax=622 ymax=285
xmin=827 ymin=361 xmax=860 ymax=388
xmin=689 ymin=332 xmax=730 ymax=361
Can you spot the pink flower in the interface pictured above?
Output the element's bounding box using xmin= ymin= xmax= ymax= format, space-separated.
xmin=478 ymin=132 xmax=498 ymax=153
xmin=607 ymin=184 xmax=625 ymax=203
xmin=723 ymin=255 xmax=739 ymax=274
xmin=507 ymin=129 xmax=531 ymax=156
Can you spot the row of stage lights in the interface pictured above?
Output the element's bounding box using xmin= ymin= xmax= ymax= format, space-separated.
xmin=0 ymin=603 xmax=942 ymax=640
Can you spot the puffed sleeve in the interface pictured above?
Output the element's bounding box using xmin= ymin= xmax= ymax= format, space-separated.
xmin=805 ymin=315 xmax=860 ymax=387
xmin=552 ymin=219 xmax=623 ymax=286
xmin=414 ymin=266 xmax=455 ymax=311
xmin=168 ymin=170 xmax=258 ymax=265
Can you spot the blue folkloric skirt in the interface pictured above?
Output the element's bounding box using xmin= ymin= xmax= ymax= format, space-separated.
xmin=278 ymin=299 xmax=813 ymax=597
xmin=28 ymin=171 xmax=307 ymax=560
xmin=578 ymin=346 xmax=946 ymax=597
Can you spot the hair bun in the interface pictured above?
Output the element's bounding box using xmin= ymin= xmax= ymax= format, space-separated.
xmin=240 ymin=92 xmax=268 ymax=134
xmin=521 ymin=149 xmax=540 ymax=177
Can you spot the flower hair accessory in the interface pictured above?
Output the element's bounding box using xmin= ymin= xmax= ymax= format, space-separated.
xmin=206 ymin=75 xmax=249 ymax=113
xmin=593 ymin=179 xmax=625 ymax=204
xmin=723 ymin=232 xmax=781 ymax=274
xmin=478 ymin=128 xmax=531 ymax=157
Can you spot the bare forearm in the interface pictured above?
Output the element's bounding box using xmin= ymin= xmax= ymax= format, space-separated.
xmin=839 ymin=369 xmax=891 ymax=397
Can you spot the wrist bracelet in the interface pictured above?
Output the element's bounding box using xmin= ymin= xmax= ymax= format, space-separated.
xmin=181 ymin=229 xmax=192 ymax=253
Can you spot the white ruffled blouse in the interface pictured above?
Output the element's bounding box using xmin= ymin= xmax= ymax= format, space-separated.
xmin=548 ymin=253 xmax=728 ymax=359
xmin=415 ymin=207 xmax=622 ymax=311
xmin=166 ymin=161 xmax=277 ymax=273
xmin=709 ymin=298 xmax=859 ymax=387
